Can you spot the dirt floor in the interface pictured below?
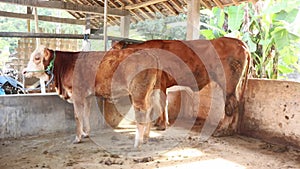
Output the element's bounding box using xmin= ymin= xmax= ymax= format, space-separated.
xmin=1 ymin=123 xmax=300 ymax=169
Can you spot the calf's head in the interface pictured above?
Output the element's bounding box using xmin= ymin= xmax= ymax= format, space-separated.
xmin=23 ymin=46 xmax=52 ymax=81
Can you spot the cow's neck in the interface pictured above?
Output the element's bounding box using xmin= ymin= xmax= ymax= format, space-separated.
xmin=48 ymin=50 xmax=78 ymax=100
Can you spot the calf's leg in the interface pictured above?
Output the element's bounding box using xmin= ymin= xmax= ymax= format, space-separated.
xmin=82 ymin=97 xmax=92 ymax=138
xmin=73 ymin=101 xmax=85 ymax=143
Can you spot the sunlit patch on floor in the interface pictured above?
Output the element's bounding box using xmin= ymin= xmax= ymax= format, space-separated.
xmin=159 ymin=158 xmax=246 ymax=169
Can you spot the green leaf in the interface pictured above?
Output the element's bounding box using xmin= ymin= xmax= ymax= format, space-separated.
xmin=272 ymin=26 xmax=300 ymax=50
xmin=243 ymin=32 xmax=257 ymax=52
xmin=278 ymin=65 xmax=294 ymax=74
xmin=274 ymin=9 xmax=299 ymax=23
xmin=200 ymin=29 xmax=215 ymax=39
xmin=227 ymin=5 xmax=245 ymax=31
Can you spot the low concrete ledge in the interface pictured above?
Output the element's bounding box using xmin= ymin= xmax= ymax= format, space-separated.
xmin=0 ymin=94 xmax=76 ymax=139
xmin=240 ymin=79 xmax=300 ymax=148
xmin=1 ymin=79 xmax=299 ymax=149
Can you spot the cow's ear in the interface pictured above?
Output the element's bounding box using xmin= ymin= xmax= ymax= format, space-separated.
xmin=44 ymin=48 xmax=51 ymax=61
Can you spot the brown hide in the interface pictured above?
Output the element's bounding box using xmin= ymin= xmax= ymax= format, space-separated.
xmin=113 ymin=37 xmax=251 ymax=116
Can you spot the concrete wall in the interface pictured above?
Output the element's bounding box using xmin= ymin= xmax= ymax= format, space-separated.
xmin=240 ymin=79 xmax=300 ymax=148
xmin=0 ymin=94 xmax=102 ymax=139
xmin=1 ymin=79 xmax=299 ymax=149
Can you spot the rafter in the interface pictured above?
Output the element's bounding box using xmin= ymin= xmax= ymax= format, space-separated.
xmin=212 ymin=0 xmax=224 ymax=8
xmin=125 ymin=0 xmax=168 ymax=10
xmin=162 ymin=1 xmax=178 ymax=15
xmin=0 ymin=10 xmax=86 ymax=25
xmin=200 ymin=0 xmax=212 ymax=9
xmin=169 ymin=0 xmax=183 ymax=13
xmin=1 ymin=0 xmax=129 ymax=16
xmin=231 ymin=0 xmax=239 ymax=5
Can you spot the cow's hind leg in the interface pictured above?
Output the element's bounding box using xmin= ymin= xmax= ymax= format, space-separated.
xmin=225 ymin=94 xmax=238 ymax=116
xmin=134 ymin=109 xmax=147 ymax=148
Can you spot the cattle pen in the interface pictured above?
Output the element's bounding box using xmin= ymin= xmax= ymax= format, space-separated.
xmin=1 ymin=0 xmax=300 ymax=168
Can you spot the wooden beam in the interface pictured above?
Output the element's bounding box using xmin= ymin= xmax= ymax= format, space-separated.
xmin=125 ymin=0 xmax=168 ymax=10
xmin=212 ymin=0 xmax=224 ymax=8
xmin=120 ymin=15 xmax=130 ymax=38
xmin=231 ymin=0 xmax=239 ymax=5
xmin=169 ymin=0 xmax=184 ymax=13
xmin=1 ymin=0 xmax=130 ymax=16
xmin=0 ymin=32 xmax=143 ymax=43
xmin=0 ymin=11 xmax=86 ymax=25
xmin=249 ymin=0 xmax=257 ymax=4
xmin=186 ymin=0 xmax=200 ymax=40
xmin=127 ymin=0 xmax=153 ymax=20
xmin=200 ymin=0 xmax=212 ymax=9
xmin=162 ymin=2 xmax=178 ymax=15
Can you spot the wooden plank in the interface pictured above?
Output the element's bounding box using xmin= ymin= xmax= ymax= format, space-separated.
xmin=127 ymin=0 xmax=153 ymax=19
xmin=231 ymin=0 xmax=239 ymax=5
xmin=0 ymin=32 xmax=143 ymax=43
xmin=169 ymin=0 xmax=184 ymax=13
xmin=0 ymin=11 xmax=86 ymax=25
xmin=200 ymin=0 xmax=212 ymax=9
xmin=162 ymin=2 xmax=178 ymax=15
xmin=125 ymin=0 xmax=169 ymax=10
xmin=212 ymin=0 xmax=224 ymax=8
xmin=248 ymin=0 xmax=257 ymax=4
xmin=1 ymin=0 xmax=130 ymax=16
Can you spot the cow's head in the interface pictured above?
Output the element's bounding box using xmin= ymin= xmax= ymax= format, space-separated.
xmin=23 ymin=45 xmax=52 ymax=81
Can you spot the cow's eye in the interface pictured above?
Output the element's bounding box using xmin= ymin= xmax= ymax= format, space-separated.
xmin=34 ymin=56 xmax=41 ymax=61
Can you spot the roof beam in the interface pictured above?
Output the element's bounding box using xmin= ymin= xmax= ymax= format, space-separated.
xmin=0 ymin=10 xmax=86 ymax=25
xmin=1 ymin=0 xmax=130 ymax=16
xmin=231 ymin=0 xmax=239 ymax=5
xmin=162 ymin=2 xmax=178 ymax=15
xmin=212 ymin=0 xmax=224 ymax=8
xmin=125 ymin=0 xmax=169 ymax=10
xmin=199 ymin=0 xmax=212 ymax=9
xmin=0 ymin=32 xmax=143 ymax=43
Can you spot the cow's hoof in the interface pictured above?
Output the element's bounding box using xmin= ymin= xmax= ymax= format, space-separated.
xmin=82 ymin=133 xmax=89 ymax=138
xmin=156 ymin=125 xmax=166 ymax=131
xmin=213 ymin=128 xmax=235 ymax=137
xmin=73 ymin=137 xmax=82 ymax=144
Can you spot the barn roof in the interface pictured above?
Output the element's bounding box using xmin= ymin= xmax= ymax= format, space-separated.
xmin=66 ymin=0 xmax=256 ymax=28
xmin=0 ymin=0 xmax=257 ymax=31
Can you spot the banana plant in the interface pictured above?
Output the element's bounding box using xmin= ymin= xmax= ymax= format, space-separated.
xmin=200 ymin=1 xmax=300 ymax=79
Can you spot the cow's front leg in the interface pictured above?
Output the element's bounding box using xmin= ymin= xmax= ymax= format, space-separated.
xmin=73 ymin=101 xmax=85 ymax=143
xmin=82 ymin=97 xmax=92 ymax=138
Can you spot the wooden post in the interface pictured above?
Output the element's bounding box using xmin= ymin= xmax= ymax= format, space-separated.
xmin=103 ymin=0 xmax=108 ymax=51
xmin=34 ymin=8 xmax=40 ymax=46
xmin=186 ymin=0 xmax=200 ymax=40
xmin=34 ymin=7 xmax=46 ymax=93
xmin=120 ymin=15 xmax=130 ymax=38
xmin=26 ymin=7 xmax=32 ymax=32
xmin=83 ymin=14 xmax=91 ymax=51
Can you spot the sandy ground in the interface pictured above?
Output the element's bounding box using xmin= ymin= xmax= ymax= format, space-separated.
xmin=1 ymin=123 xmax=300 ymax=169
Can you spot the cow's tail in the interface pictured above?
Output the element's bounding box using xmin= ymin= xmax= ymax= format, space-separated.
xmin=240 ymin=46 xmax=251 ymax=102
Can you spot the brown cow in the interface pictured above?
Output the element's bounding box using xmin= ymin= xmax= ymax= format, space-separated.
xmin=23 ymin=37 xmax=250 ymax=148
xmin=23 ymin=47 xmax=166 ymax=148
xmin=113 ymin=37 xmax=251 ymax=129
